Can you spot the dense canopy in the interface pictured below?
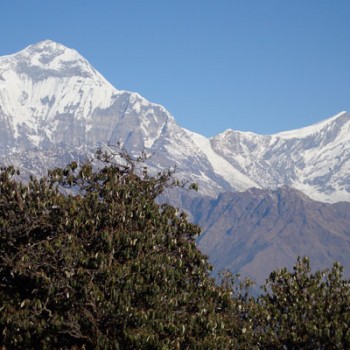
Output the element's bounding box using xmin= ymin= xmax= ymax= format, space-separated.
xmin=1 ymin=155 xmax=350 ymax=349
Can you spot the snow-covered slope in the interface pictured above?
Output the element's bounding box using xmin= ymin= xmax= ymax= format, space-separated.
xmin=210 ymin=111 xmax=350 ymax=202
xmin=1 ymin=40 xmax=350 ymax=203
xmin=186 ymin=130 xmax=259 ymax=190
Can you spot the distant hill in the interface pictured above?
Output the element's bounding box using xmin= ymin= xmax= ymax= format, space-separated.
xmin=186 ymin=187 xmax=350 ymax=286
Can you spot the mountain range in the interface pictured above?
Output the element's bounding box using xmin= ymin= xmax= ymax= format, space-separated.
xmin=1 ymin=40 xmax=350 ymax=285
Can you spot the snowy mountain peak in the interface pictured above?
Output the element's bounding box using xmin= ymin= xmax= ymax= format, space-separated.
xmin=21 ymin=40 xmax=82 ymax=65
xmin=6 ymin=40 xmax=103 ymax=83
xmin=22 ymin=39 xmax=77 ymax=60
xmin=28 ymin=39 xmax=71 ymax=51
xmin=0 ymin=40 xmax=124 ymax=148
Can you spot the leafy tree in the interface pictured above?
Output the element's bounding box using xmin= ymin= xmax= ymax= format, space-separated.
xmin=256 ymin=257 xmax=350 ymax=349
xmin=0 ymin=156 xmax=249 ymax=349
xmin=2 ymin=153 xmax=350 ymax=350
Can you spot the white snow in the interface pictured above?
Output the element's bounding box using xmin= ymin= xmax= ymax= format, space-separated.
xmin=186 ymin=130 xmax=259 ymax=190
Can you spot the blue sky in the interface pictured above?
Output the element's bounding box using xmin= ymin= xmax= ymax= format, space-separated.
xmin=1 ymin=0 xmax=350 ymax=137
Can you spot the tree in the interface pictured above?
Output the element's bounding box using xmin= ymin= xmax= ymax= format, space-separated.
xmin=0 ymin=157 xmax=247 ymax=349
xmin=3 ymin=155 xmax=349 ymax=349
xmin=256 ymin=257 xmax=350 ymax=349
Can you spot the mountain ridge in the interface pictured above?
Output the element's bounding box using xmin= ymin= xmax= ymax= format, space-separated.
xmin=210 ymin=111 xmax=350 ymax=202
xmin=1 ymin=40 xmax=350 ymax=286
xmin=2 ymin=41 xmax=350 ymax=202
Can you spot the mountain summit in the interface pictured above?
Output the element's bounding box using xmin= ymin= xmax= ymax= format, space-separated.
xmin=9 ymin=40 xmax=95 ymax=75
xmin=1 ymin=40 xmax=350 ymax=202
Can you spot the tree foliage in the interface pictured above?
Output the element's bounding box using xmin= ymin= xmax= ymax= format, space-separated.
xmin=256 ymin=257 xmax=350 ymax=349
xmin=0 ymin=158 xmax=247 ymax=349
xmin=1 ymin=157 xmax=350 ymax=349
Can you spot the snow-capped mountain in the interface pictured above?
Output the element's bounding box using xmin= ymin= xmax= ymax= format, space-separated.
xmin=1 ymin=40 xmax=350 ymax=203
xmin=2 ymin=40 xmax=350 ymax=285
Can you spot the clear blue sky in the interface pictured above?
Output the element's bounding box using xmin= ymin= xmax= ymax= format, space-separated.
xmin=1 ymin=0 xmax=350 ymax=137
